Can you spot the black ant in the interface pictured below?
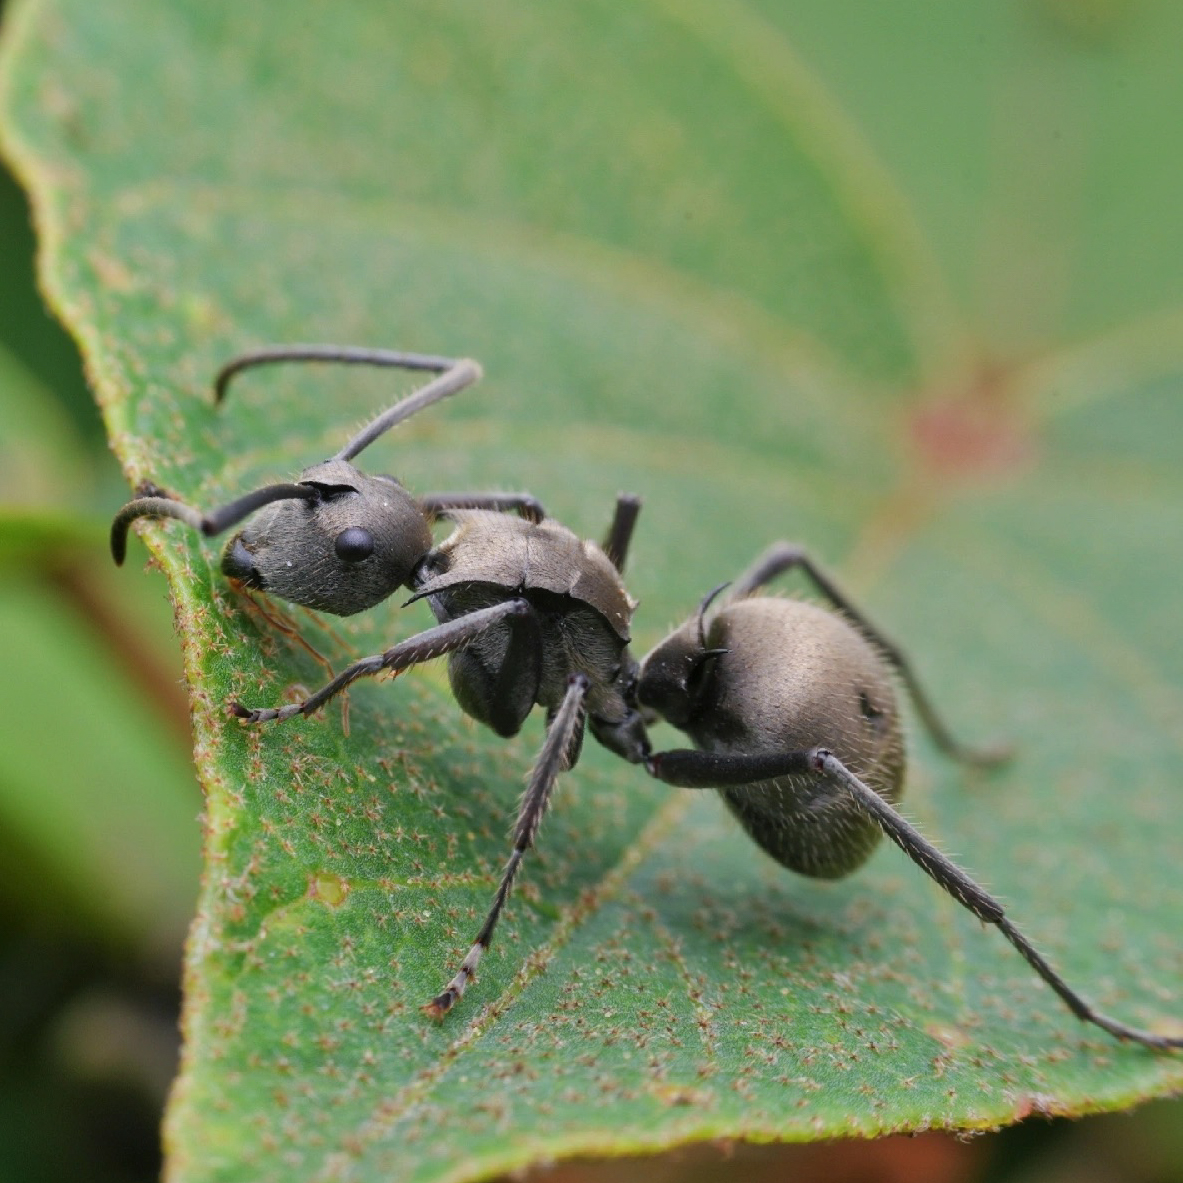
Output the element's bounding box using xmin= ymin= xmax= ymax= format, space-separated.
xmin=636 ymin=543 xmax=1182 ymax=1051
xmin=111 ymin=345 xmax=649 ymax=1016
xmin=114 ymin=350 xmax=1181 ymax=1047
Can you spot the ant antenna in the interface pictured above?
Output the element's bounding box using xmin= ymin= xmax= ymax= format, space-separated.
xmin=212 ymin=345 xmax=483 ymax=462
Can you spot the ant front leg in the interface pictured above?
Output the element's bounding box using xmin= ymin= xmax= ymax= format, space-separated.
xmin=231 ymin=600 xmax=532 ymax=723
xmin=230 ymin=584 xmax=354 ymax=735
xmin=731 ymin=543 xmax=1009 ymax=768
xmin=425 ymin=672 xmax=590 ymax=1019
xmin=646 ymin=745 xmax=1183 ymax=1052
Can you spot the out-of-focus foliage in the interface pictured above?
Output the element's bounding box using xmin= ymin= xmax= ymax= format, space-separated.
xmin=0 ymin=70 xmax=200 ymax=1182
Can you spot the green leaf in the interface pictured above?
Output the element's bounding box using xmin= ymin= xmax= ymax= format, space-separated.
xmin=779 ymin=0 xmax=1183 ymax=348
xmin=2 ymin=1 xmax=1181 ymax=1180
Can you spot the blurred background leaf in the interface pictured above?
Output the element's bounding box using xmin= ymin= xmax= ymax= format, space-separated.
xmin=0 ymin=87 xmax=200 ymax=1181
xmin=0 ymin=1 xmax=1181 ymax=1181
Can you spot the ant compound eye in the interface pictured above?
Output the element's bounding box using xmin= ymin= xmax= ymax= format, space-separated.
xmin=334 ymin=526 xmax=375 ymax=563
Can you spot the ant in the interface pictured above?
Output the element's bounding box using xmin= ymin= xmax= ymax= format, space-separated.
xmin=111 ymin=345 xmax=650 ymax=1017
xmin=113 ymin=350 xmax=1181 ymax=1047
xmin=635 ymin=542 xmax=1182 ymax=1051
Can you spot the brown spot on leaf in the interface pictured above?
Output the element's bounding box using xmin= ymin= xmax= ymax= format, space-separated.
xmin=1010 ymin=1092 xmax=1064 ymax=1121
xmin=909 ymin=362 xmax=1035 ymax=481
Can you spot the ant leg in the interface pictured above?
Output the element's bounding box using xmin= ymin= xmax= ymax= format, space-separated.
xmin=448 ymin=606 xmax=544 ymax=739
xmin=425 ymin=673 xmax=589 ymax=1019
xmin=646 ymin=745 xmax=1182 ymax=1051
xmin=730 ymin=543 xmax=1008 ymax=768
xmin=646 ymin=748 xmax=815 ymax=787
xmin=420 ymin=492 xmax=547 ymax=524
xmin=110 ymin=483 xmax=318 ymax=565
xmin=601 ymin=494 xmax=642 ymax=573
xmin=230 ymin=599 xmax=531 ymax=723
xmin=816 ymin=748 xmax=1183 ymax=1051
xmin=232 ymin=585 xmax=351 ymax=736
xmin=546 ymin=701 xmax=585 ymax=769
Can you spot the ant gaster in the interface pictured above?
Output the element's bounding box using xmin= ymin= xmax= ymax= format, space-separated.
xmin=637 ymin=542 xmax=1182 ymax=1051
xmin=111 ymin=345 xmax=650 ymax=1016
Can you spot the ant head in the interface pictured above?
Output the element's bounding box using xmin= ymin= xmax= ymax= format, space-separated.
xmin=221 ymin=459 xmax=432 ymax=616
xmin=636 ymin=583 xmax=729 ymax=729
xmin=587 ymin=655 xmax=652 ymax=765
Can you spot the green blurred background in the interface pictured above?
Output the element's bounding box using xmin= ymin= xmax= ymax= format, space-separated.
xmin=0 ymin=27 xmax=203 ymax=1178
xmin=0 ymin=0 xmax=1181 ymax=1180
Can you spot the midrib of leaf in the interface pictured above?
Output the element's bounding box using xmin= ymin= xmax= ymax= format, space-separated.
xmin=338 ymin=794 xmax=695 ymax=1160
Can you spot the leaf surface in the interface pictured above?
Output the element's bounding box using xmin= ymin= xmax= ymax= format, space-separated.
xmin=1 ymin=1 xmax=1181 ymax=1180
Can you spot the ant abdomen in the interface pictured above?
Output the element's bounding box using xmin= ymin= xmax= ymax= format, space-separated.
xmin=684 ymin=598 xmax=905 ymax=878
